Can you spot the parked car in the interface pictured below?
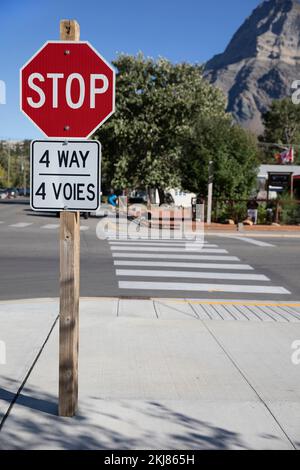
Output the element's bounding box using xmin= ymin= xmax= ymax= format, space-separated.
xmin=0 ymin=189 xmax=8 ymax=199
xmin=17 ymin=187 xmax=30 ymax=197
xmin=5 ymin=188 xmax=19 ymax=198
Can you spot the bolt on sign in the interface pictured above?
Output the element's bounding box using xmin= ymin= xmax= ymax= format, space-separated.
xmin=20 ymin=41 xmax=115 ymax=138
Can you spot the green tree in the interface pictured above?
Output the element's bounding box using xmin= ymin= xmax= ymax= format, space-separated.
xmin=0 ymin=162 xmax=6 ymax=187
xmin=0 ymin=140 xmax=30 ymax=188
xmin=181 ymin=116 xmax=259 ymax=199
xmin=94 ymin=53 xmax=227 ymax=203
xmin=259 ymin=98 xmax=300 ymax=163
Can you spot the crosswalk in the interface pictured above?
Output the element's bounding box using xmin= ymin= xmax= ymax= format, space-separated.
xmin=9 ymin=222 xmax=32 ymax=228
xmin=0 ymin=221 xmax=90 ymax=231
xmin=42 ymin=224 xmax=60 ymax=229
xmin=109 ymin=238 xmax=291 ymax=296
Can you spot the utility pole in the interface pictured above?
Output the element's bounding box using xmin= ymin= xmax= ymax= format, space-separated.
xmin=7 ymin=144 xmax=11 ymax=186
xmin=207 ymin=160 xmax=213 ymax=225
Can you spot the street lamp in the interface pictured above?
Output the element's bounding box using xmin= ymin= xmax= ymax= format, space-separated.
xmin=207 ymin=160 xmax=213 ymax=225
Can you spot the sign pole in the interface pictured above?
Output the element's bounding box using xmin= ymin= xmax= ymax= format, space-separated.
xmin=21 ymin=18 xmax=114 ymax=417
xmin=207 ymin=160 xmax=213 ymax=225
xmin=59 ymin=19 xmax=80 ymax=417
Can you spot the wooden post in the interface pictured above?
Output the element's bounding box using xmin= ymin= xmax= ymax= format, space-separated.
xmin=60 ymin=19 xmax=80 ymax=41
xmin=59 ymin=19 xmax=80 ymax=417
xmin=291 ymin=173 xmax=294 ymax=199
xmin=275 ymin=199 xmax=280 ymax=224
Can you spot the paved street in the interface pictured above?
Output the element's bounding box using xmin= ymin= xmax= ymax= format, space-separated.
xmin=1 ymin=200 xmax=300 ymax=301
xmin=1 ymin=201 xmax=300 ymax=449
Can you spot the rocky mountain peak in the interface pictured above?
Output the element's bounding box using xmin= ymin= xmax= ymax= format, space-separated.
xmin=205 ymin=0 xmax=300 ymax=133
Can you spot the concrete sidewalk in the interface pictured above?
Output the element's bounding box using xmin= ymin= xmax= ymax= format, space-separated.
xmin=0 ymin=297 xmax=300 ymax=450
xmin=205 ymin=224 xmax=300 ymax=233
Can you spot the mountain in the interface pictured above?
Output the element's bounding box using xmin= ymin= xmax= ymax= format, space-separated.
xmin=204 ymin=0 xmax=300 ymax=134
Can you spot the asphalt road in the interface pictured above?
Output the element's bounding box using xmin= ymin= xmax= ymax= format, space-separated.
xmin=1 ymin=200 xmax=300 ymax=301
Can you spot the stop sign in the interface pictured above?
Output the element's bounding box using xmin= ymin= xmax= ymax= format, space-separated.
xmin=21 ymin=41 xmax=115 ymax=138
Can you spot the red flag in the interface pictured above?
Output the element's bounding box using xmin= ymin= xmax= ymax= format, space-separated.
xmin=274 ymin=147 xmax=294 ymax=164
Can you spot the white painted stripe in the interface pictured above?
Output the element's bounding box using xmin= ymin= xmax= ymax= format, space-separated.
xmin=114 ymin=260 xmax=253 ymax=270
xmin=119 ymin=281 xmax=291 ymax=294
xmin=41 ymin=224 xmax=59 ymax=229
xmin=106 ymin=235 xmax=207 ymax=242
xmin=238 ymin=237 xmax=275 ymax=247
xmin=0 ymin=221 xmax=4 ymax=224
xmin=109 ymin=242 xmax=218 ymax=248
xmin=112 ymin=253 xmax=240 ymax=261
xmin=219 ymin=235 xmax=275 ymax=247
xmin=109 ymin=240 xmax=208 ymax=244
xmin=110 ymin=246 xmax=228 ymax=253
xmin=80 ymin=226 xmax=90 ymax=231
xmin=9 ymin=222 xmax=32 ymax=228
xmin=116 ymin=269 xmax=270 ymax=281
xmin=108 ymin=238 xmax=208 ymax=245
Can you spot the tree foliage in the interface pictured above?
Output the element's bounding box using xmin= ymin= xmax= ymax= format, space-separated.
xmin=95 ymin=53 xmax=228 ymax=199
xmin=262 ymin=98 xmax=300 ymax=144
xmin=181 ymin=117 xmax=259 ymax=199
xmin=0 ymin=140 xmax=30 ymax=188
xmin=260 ymin=98 xmax=300 ymax=163
xmin=95 ymin=53 xmax=259 ymax=202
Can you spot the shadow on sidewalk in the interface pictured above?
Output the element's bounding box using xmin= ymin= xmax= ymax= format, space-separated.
xmin=0 ymin=384 xmax=264 ymax=450
xmin=0 ymin=387 xmax=57 ymax=416
xmin=0 ymin=380 xmax=250 ymax=449
xmin=1 ymin=380 xmax=295 ymax=450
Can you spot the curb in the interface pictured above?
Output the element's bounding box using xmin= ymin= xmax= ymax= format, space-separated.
xmin=1 ymin=296 xmax=300 ymax=308
xmin=205 ymin=232 xmax=300 ymax=238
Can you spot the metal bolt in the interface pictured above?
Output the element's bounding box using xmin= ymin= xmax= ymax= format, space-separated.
xmin=64 ymin=126 xmax=70 ymax=131
xmin=64 ymin=50 xmax=70 ymax=55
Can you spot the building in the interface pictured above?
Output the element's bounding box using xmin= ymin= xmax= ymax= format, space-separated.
xmin=258 ymin=165 xmax=300 ymax=199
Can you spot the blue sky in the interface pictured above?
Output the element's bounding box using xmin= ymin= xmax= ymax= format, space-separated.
xmin=0 ymin=0 xmax=260 ymax=139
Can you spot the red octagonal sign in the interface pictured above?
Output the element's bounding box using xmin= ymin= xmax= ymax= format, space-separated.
xmin=21 ymin=41 xmax=115 ymax=138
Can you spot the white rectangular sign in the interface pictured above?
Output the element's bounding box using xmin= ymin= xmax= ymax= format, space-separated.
xmin=30 ymin=140 xmax=101 ymax=211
